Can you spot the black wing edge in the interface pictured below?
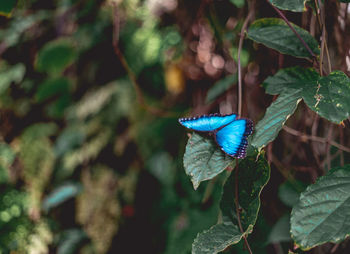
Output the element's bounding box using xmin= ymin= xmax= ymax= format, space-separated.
xmin=178 ymin=113 xmax=237 ymax=125
xmin=233 ymin=119 xmax=254 ymax=159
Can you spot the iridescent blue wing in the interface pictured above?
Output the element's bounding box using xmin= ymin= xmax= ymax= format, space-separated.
xmin=178 ymin=113 xmax=237 ymax=132
xmin=215 ymin=119 xmax=253 ymax=158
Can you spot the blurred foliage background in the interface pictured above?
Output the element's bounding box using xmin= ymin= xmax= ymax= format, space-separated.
xmin=0 ymin=0 xmax=349 ymax=253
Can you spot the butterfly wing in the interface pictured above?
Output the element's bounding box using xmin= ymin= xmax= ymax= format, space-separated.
xmin=215 ymin=119 xmax=253 ymax=158
xmin=179 ymin=113 xmax=237 ymax=132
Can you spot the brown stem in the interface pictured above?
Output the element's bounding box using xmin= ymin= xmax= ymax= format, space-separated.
xmin=234 ymin=159 xmax=253 ymax=254
xmin=339 ymin=126 xmax=345 ymax=166
xmin=325 ymin=124 xmax=334 ymax=171
xmin=268 ymin=1 xmax=318 ymax=63
xmin=314 ymin=0 xmax=332 ymax=74
xmin=237 ymin=1 xmax=255 ymax=117
xmin=283 ymin=125 xmax=350 ymax=153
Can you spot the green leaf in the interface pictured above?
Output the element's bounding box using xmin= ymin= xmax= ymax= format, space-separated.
xmin=291 ymin=164 xmax=350 ymax=250
xmin=192 ymin=155 xmax=270 ymax=253
xmin=0 ymin=0 xmax=17 ymax=17
xmin=206 ymin=75 xmax=237 ymax=103
xmin=267 ymin=214 xmax=291 ymax=244
xmin=54 ymin=126 xmax=86 ymax=157
xmin=263 ymin=66 xmax=319 ymax=95
xmin=42 ymin=183 xmax=82 ymax=212
xmin=230 ymin=0 xmax=245 ymax=8
xmin=278 ymin=180 xmax=307 ymax=208
xmin=269 ymin=0 xmax=307 ymax=12
xmin=183 ymin=133 xmax=232 ymax=189
xmin=0 ymin=63 xmax=25 ymax=94
xmin=302 ymin=71 xmax=350 ymax=123
xmin=36 ymin=39 xmax=77 ymax=75
xmin=35 ymin=77 xmax=71 ymax=102
xmin=264 ymin=67 xmax=350 ymax=123
xmin=0 ymin=143 xmax=15 ymax=184
xmin=247 ymin=18 xmax=319 ymax=58
xmin=251 ymin=89 xmax=302 ymax=149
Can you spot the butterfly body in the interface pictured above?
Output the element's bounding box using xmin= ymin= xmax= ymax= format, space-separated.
xmin=179 ymin=113 xmax=253 ymax=158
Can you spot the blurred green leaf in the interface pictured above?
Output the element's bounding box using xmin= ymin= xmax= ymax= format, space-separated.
xmin=252 ymin=89 xmax=302 ymax=149
xmin=0 ymin=143 xmax=15 ymax=184
xmin=230 ymin=0 xmax=245 ymax=8
xmin=264 ymin=67 xmax=350 ymax=123
xmin=278 ymin=180 xmax=307 ymax=208
xmin=42 ymin=182 xmax=82 ymax=212
xmin=146 ymin=152 xmax=175 ymax=186
xmin=58 ymin=229 xmax=87 ymax=254
xmin=123 ymin=22 xmax=162 ymax=75
xmin=54 ymin=126 xmax=86 ymax=157
xmin=0 ymin=188 xmax=31 ymax=252
xmin=192 ymin=155 xmax=270 ymax=253
xmin=269 ymin=0 xmax=307 ymax=12
xmin=0 ymin=12 xmax=49 ymax=47
xmin=47 ymin=94 xmax=72 ymax=118
xmin=291 ymin=164 xmax=350 ymax=249
xmin=35 ymin=39 xmax=77 ymax=75
xmin=247 ymin=18 xmax=319 ymax=58
xmin=0 ymin=63 xmax=25 ymax=95
xmin=183 ymin=133 xmax=233 ymax=190
xmin=267 ymin=214 xmax=291 ymax=244
xmin=67 ymin=82 xmax=118 ymax=120
xmin=0 ymin=0 xmax=17 ymax=17
xmin=35 ymin=77 xmax=71 ymax=102
xmin=206 ymin=75 xmax=237 ymax=103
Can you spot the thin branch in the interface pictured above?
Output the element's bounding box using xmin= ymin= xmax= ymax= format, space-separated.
xmin=325 ymin=124 xmax=334 ymax=171
xmin=339 ymin=126 xmax=345 ymax=166
xmin=283 ymin=125 xmax=350 ymax=153
xmin=234 ymin=159 xmax=253 ymax=254
xmin=314 ymin=0 xmax=332 ymax=74
xmin=320 ymin=22 xmax=325 ymax=76
xmin=237 ymin=1 xmax=255 ymax=117
xmin=268 ymin=1 xmax=319 ymax=63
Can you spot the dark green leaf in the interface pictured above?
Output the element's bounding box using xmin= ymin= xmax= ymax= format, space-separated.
xmin=269 ymin=0 xmax=307 ymax=12
xmin=192 ymin=155 xmax=270 ymax=253
xmin=291 ymin=164 xmax=350 ymax=249
xmin=35 ymin=77 xmax=71 ymax=102
xmin=36 ymin=39 xmax=77 ymax=75
xmin=183 ymin=133 xmax=232 ymax=189
xmin=278 ymin=180 xmax=307 ymax=208
xmin=251 ymin=89 xmax=302 ymax=149
xmin=302 ymin=71 xmax=350 ymax=123
xmin=268 ymin=214 xmax=291 ymax=243
xmin=147 ymin=152 xmax=175 ymax=186
xmin=42 ymin=183 xmax=82 ymax=212
xmin=264 ymin=67 xmax=350 ymax=123
xmin=230 ymin=0 xmax=245 ymax=8
xmin=247 ymin=18 xmax=319 ymax=58
xmin=263 ymin=66 xmax=318 ymax=95
xmin=0 ymin=0 xmax=17 ymax=17
xmin=206 ymin=75 xmax=237 ymax=103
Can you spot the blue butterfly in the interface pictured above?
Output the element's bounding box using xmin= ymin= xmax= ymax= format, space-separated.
xmin=179 ymin=113 xmax=253 ymax=158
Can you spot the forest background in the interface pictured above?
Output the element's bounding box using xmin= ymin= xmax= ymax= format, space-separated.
xmin=0 ymin=0 xmax=350 ymax=253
